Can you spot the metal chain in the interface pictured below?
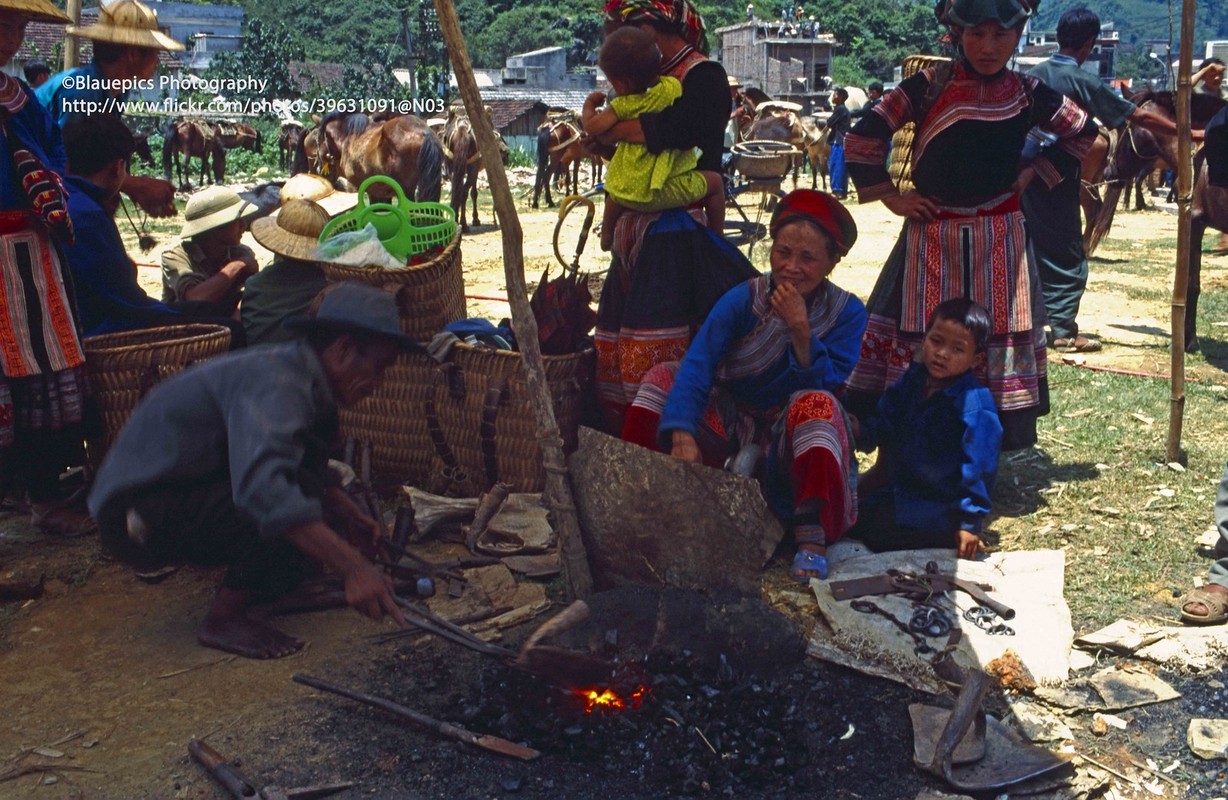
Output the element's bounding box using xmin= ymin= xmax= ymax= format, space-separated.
xmin=852 ymin=599 xmax=949 ymax=655
xmin=963 ymin=605 xmax=1015 ymax=636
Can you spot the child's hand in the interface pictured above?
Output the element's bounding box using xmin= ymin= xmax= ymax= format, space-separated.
xmin=956 ymin=529 xmax=984 ymax=559
xmin=584 ymin=91 xmax=607 ymax=110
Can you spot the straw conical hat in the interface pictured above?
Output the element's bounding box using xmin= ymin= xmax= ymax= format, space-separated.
xmin=278 ymin=173 xmax=359 ymax=218
xmin=250 ymin=200 xmax=330 ymax=262
xmin=68 ymin=0 xmax=184 ymax=51
xmin=1 ymin=0 xmax=71 ymax=24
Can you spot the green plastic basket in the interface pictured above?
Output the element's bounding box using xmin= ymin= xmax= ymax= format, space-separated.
xmin=318 ymin=175 xmax=456 ymax=262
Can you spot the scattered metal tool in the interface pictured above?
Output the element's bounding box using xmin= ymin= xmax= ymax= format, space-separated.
xmin=852 ymin=599 xmax=950 ymax=656
xmin=187 ymin=738 xmax=354 ymax=800
xmin=963 ymin=605 xmax=1015 ymax=636
xmin=910 ymin=669 xmax=1070 ymax=791
xmin=292 ymin=673 xmax=541 ymax=760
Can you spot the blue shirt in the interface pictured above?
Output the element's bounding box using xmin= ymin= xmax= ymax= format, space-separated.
xmin=858 ymin=362 xmax=1002 ymax=533
xmin=660 ymin=277 xmax=866 ymax=438
xmin=36 ymin=64 xmax=126 ymax=127
xmin=61 ymin=174 xmax=181 ymax=336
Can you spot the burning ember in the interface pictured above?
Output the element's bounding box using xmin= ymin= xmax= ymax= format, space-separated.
xmin=575 ymin=684 xmax=648 ymax=714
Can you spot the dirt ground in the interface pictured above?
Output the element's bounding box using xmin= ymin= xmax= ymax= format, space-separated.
xmin=4 ymin=174 xmax=1228 ymax=799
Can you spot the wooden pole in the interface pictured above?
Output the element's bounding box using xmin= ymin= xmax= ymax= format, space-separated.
xmin=64 ymin=0 xmax=81 ymax=70
xmin=432 ymin=0 xmax=593 ymax=599
xmin=1166 ymin=0 xmax=1196 ymax=463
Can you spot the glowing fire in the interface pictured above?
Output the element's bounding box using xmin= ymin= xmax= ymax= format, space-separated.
xmin=575 ymin=685 xmax=648 ymax=714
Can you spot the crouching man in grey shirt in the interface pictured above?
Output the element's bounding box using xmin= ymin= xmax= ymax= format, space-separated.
xmin=89 ymin=283 xmax=415 ymax=659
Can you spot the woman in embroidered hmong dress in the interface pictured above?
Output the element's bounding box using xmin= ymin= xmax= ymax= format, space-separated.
xmin=624 ymin=191 xmax=866 ymax=583
xmin=593 ymin=0 xmax=758 ymax=433
xmin=0 ymin=0 xmax=95 ymax=535
xmin=843 ymin=0 xmax=1096 ymax=450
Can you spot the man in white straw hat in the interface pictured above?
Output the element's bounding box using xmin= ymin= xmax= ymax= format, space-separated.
xmin=90 ymin=282 xmax=422 ymax=659
xmin=241 ymin=199 xmax=332 ymax=347
xmin=37 ymin=0 xmax=182 ymax=217
xmin=162 ymin=185 xmax=261 ymax=316
xmin=0 ymin=0 xmax=100 ymax=536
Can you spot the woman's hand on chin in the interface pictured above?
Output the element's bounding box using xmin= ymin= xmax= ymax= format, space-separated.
xmin=769 ymin=280 xmax=809 ymax=332
xmin=882 ymin=190 xmax=938 ymax=222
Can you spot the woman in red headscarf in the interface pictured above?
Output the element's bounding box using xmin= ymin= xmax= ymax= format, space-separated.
xmin=623 ymin=190 xmax=866 ymax=583
xmin=593 ymin=0 xmax=757 ymax=434
xmin=843 ymin=0 xmax=1097 ymax=450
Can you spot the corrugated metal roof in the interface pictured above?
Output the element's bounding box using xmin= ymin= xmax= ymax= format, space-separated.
xmin=479 ymin=87 xmax=593 ymax=113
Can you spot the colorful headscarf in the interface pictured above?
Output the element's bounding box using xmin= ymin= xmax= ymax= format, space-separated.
xmin=770 ymin=190 xmax=857 ymax=257
xmin=934 ymin=0 xmax=1038 ymax=29
xmin=603 ymin=0 xmax=708 ymax=54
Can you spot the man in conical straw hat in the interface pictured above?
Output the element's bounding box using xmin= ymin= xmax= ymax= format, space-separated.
xmin=37 ymin=0 xmax=182 ymax=217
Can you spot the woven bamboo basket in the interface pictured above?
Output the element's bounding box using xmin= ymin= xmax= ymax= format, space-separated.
xmin=339 ymin=343 xmax=594 ymax=495
xmin=83 ymin=324 xmax=231 ymax=450
xmin=319 ymin=228 xmax=466 ymax=341
xmin=731 ymin=140 xmax=799 ymax=180
xmin=887 ymin=54 xmax=952 ymax=191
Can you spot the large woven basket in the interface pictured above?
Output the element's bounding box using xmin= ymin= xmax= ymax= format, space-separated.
xmin=887 ymin=55 xmax=952 ymax=192
xmin=319 ymin=228 xmax=466 ymax=341
xmin=340 ymin=343 xmax=594 ymax=495
xmin=731 ymin=140 xmax=799 ymax=180
xmin=84 ymin=324 xmax=231 ymax=450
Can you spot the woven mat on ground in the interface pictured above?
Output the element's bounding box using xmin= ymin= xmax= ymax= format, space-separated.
xmin=806 ymin=548 xmax=1072 ymax=693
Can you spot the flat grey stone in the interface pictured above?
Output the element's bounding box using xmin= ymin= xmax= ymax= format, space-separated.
xmin=1010 ymin=700 xmax=1075 ymax=742
xmin=569 ymin=427 xmax=785 ymax=596
xmin=1188 ymin=718 xmax=1228 ymax=760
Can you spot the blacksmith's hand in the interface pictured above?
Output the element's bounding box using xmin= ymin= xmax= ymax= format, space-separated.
xmin=345 ymin=562 xmax=407 ymax=627
xmin=324 ymin=486 xmax=385 ymax=557
xmin=882 ymin=190 xmax=938 ymax=222
xmin=122 ymin=175 xmax=177 ymax=218
xmin=670 ymin=430 xmax=702 ymax=463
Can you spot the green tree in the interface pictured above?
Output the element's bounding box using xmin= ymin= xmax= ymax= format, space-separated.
xmin=466 ymin=5 xmax=573 ymax=67
xmin=206 ymin=19 xmax=306 ymax=100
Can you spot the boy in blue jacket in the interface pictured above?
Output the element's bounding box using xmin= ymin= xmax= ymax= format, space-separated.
xmin=850 ymin=298 xmax=1002 ymax=558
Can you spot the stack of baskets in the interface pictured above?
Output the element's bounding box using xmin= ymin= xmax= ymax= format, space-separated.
xmin=83 ymin=324 xmax=232 ymax=454
xmin=322 ymin=174 xmax=592 ymax=494
xmin=887 ymin=55 xmax=952 ymax=191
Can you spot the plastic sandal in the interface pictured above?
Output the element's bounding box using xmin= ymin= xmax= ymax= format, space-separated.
xmin=791 ymin=548 xmax=828 ymax=582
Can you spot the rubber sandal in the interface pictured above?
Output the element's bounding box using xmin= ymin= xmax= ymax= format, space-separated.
xmin=791 ymin=549 xmax=828 ymax=582
xmin=1179 ymin=587 xmax=1228 ymax=625
xmin=1051 ymin=335 xmax=1102 ymax=353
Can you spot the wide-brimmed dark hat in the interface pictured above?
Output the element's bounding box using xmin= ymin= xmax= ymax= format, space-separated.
xmin=769 ymin=189 xmax=857 ymax=257
xmin=287 ymin=282 xmax=424 ymax=353
xmin=935 ymin=0 xmax=1037 ymax=29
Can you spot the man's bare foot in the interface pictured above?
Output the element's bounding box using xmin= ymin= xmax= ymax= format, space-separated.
xmin=198 ymin=587 xmax=305 ymax=659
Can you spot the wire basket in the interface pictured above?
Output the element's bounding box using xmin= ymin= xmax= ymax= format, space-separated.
xmin=731 ymin=140 xmax=799 ymax=180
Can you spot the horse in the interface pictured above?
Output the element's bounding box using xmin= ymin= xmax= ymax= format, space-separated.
xmin=214 ymin=121 xmax=262 ymax=154
xmin=315 ymin=111 xmax=443 ymax=203
xmin=161 ymin=118 xmax=223 ymax=190
xmin=532 ymin=113 xmax=588 ymax=209
xmin=291 ymin=123 xmax=319 ymax=175
xmin=277 ymin=121 xmax=304 ymax=171
xmin=443 ymin=112 xmax=482 ymax=231
xmin=798 ymin=117 xmax=831 ymax=190
xmin=1086 ymin=90 xmax=1228 ymax=350
xmin=131 ymin=129 xmax=156 ymax=169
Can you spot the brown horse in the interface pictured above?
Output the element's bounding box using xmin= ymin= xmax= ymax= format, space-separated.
xmin=214 ymin=121 xmax=262 ymax=154
xmin=277 ymin=121 xmax=303 ymax=171
xmin=745 ymin=109 xmax=805 ymax=184
xmin=315 ymin=111 xmax=442 ymax=203
xmin=443 ymin=112 xmax=482 ymax=231
xmin=1087 ymin=90 xmax=1228 ymax=351
xmin=532 ymin=114 xmax=589 ymax=209
xmin=291 ymin=123 xmax=319 ymax=175
xmin=161 ymin=118 xmax=223 ymax=190
xmin=131 ymin=129 xmax=156 ymax=169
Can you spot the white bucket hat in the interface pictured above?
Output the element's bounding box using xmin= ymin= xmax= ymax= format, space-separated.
xmin=68 ymin=0 xmax=185 ymax=51
xmin=180 ymin=186 xmax=259 ymax=240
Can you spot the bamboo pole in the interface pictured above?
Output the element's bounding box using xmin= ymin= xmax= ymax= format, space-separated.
xmin=432 ymin=0 xmax=594 ymax=599
xmin=1166 ymin=0 xmax=1196 ymax=463
xmin=63 ymin=0 xmax=81 ymax=70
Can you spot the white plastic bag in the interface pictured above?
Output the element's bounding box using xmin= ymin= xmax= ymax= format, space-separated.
xmin=312 ymin=223 xmax=404 ymax=269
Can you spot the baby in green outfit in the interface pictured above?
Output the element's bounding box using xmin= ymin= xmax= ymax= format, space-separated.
xmin=582 ymin=26 xmax=725 ymax=253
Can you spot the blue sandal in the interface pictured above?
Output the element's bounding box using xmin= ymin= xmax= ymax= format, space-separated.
xmin=791 ymin=549 xmax=828 ymax=582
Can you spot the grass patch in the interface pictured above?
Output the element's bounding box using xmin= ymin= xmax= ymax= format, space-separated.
xmin=991 ymin=362 xmax=1225 ymax=630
